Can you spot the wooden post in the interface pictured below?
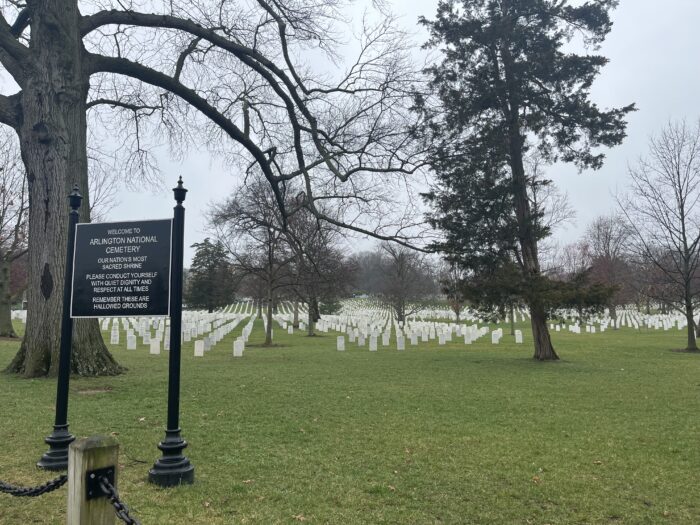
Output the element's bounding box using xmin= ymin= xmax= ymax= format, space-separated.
xmin=67 ymin=435 xmax=118 ymax=525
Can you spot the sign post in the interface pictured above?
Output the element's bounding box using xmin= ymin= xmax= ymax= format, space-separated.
xmin=37 ymin=178 xmax=193 ymax=484
xmin=148 ymin=177 xmax=195 ymax=487
xmin=38 ymin=186 xmax=82 ymax=471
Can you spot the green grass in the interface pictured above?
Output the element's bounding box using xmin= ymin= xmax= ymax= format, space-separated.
xmin=1 ymin=320 xmax=699 ymax=524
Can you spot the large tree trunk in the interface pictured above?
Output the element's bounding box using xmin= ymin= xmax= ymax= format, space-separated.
xmin=610 ymin=303 xmax=618 ymax=329
xmin=307 ymin=296 xmax=318 ymax=336
xmin=5 ymin=1 xmax=122 ymax=377
xmin=293 ymin=300 xmax=299 ymax=328
xmin=264 ymin=287 xmax=273 ymax=345
xmin=497 ymin=39 xmax=558 ymax=361
xmin=505 ymin=95 xmax=557 ymax=360
xmin=509 ymin=302 xmax=515 ymax=336
xmin=685 ymin=301 xmax=697 ymax=351
xmin=0 ymin=259 xmax=17 ymax=338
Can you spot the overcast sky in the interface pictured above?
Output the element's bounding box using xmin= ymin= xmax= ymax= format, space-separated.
xmin=104 ymin=0 xmax=700 ymax=264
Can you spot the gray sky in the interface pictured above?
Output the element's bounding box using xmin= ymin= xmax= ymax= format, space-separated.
xmin=104 ymin=0 xmax=700 ymax=264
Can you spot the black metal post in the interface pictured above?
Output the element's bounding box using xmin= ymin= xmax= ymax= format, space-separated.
xmin=37 ymin=186 xmax=82 ymax=471
xmin=148 ymin=177 xmax=195 ymax=487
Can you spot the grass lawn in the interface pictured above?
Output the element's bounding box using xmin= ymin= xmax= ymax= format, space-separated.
xmin=0 ymin=320 xmax=699 ymax=524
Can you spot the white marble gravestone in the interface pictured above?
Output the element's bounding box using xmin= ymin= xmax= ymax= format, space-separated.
xmin=194 ymin=340 xmax=204 ymax=357
xmin=369 ymin=336 xmax=377 ymax=352
xmin=233 ymin=339 xmax=244 ymax=357
xmin=397 ymin=336 xmax=405 ymax=351
xmin=149 ymin=339 xmax=160 ymax=355
xmin=337 ymin=336 xmax=345 ymax=351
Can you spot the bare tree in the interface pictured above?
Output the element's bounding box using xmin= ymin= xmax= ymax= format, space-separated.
xmin=0 ymin=1 xmax=426 ymax=377
xmin=284 ymin=207 xmax=353 ymax=336
xmin=0 ymin=129 xmax=27 ymax=337
xmin=378 ymin=243 xmax=435 ymax=323
xmin=210 ymin=177 xmax=295 ymax=345
xmin=584 ymin=215 xmax=631 ymax=324
xmin=87 ymin=147 xmax=120 ymax=222
xmin=619 ymin=120 xmax=700 ymax=351
xmin=526 ymin=154 xmax=576 ymax=264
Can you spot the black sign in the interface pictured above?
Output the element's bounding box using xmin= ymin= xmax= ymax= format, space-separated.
xmin=71 ymin=219 xmax=173 ymax=318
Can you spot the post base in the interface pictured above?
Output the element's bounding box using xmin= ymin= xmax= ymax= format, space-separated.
xmin=148 ymin=428 xmax=195 ymax=487
xmin=37 ymin=425 xmax=75 ymax=471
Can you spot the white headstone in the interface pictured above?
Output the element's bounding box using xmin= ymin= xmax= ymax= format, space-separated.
xmin=149 ymin=339 xmax=160 ymax=355
xmin=369 ymin=336 xmax=377 ymax=352
xmin=397 ymin=336 xmax=405 ymax=351
xmin=194 ymin=340 xmax=204 ymax=357
xmin=515 ymin=330 xmax=523 ymax=344
xmin=337 ymin=336 xmax=345 ymax=351
xmin=126 ymin=334 xmax=137 ymax=350
xmin=233 ymin=339 xmax=244 ymax=357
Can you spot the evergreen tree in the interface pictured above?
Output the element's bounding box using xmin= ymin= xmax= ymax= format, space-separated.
xmin=185 ymin=239 xmax=237 ymax=313
xmin=418 ymin=0 xmax=634 ymax=360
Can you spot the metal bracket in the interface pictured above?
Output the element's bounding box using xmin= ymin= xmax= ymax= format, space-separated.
xmin=86 ymin=466 xmax=115 ymax=500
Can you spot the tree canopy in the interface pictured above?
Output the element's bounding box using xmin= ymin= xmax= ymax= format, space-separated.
xmin=418 ymin=0 xmax=634 ymax=360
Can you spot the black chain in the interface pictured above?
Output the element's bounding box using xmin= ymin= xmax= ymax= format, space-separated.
xmin=98 ymin=475 xmax=141 ymax=525
xmin=0 ymin=474 xmax=68 ymax=497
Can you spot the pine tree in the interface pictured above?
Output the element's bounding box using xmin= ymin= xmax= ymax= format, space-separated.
xmin=185 ymin=239 xmax=237 ymax=313
xmin=418 ymin=0 xmax=634 ymax=360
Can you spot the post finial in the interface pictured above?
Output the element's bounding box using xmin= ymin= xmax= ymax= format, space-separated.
xmin=173 ymin=176 xmax=188 ymax=205
xmin=68 ymin=184 xmax=82 ymax=212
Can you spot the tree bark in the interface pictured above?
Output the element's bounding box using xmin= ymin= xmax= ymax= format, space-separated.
xmin=264 ymin=287 xmax=273 ymax=345
xmin=504 ymin=89 xmax=557 ymax=359
xmin=307 ymin=296 xmax=318 ymax=336
xmin=509 ymin=302 xmax=515 ymax=336
xmin=5 ymin=1 xmax=122 ymax=377
xmin=685 ymin=301 xmax=697 ymax=351
xmin=0 ymin=259 xmax=16 ymax=338
xmin=293 ymin=300 xmax=299 ymax=328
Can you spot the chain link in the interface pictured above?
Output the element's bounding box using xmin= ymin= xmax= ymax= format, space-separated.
xmin=98 ymin=475 xmax=141 ymax=525
xmin=0 ymin=474 xmax=68 ymax=497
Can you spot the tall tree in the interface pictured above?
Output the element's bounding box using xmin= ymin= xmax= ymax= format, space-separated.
xmin=284 ymin=208 xmax=353 ymax=336
xmin=210 ymin=178 xmax=295 ymax=345
xmin=185 ymin=238 xmax=237 ymax=313
xmin=619 ymin=120 xmax=700 ymax=352
xmin=0 ymin=1 xmax=424 ymax=377
xmin=377 ymin=243 xmax=436 ymax=323
xmin=0 ymin=129 xmax=27 ymax=337
xmin=418 ymin=0 xmax=634 ymax=360
xmin=584 ymin=215 xmax=631 ymax=324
